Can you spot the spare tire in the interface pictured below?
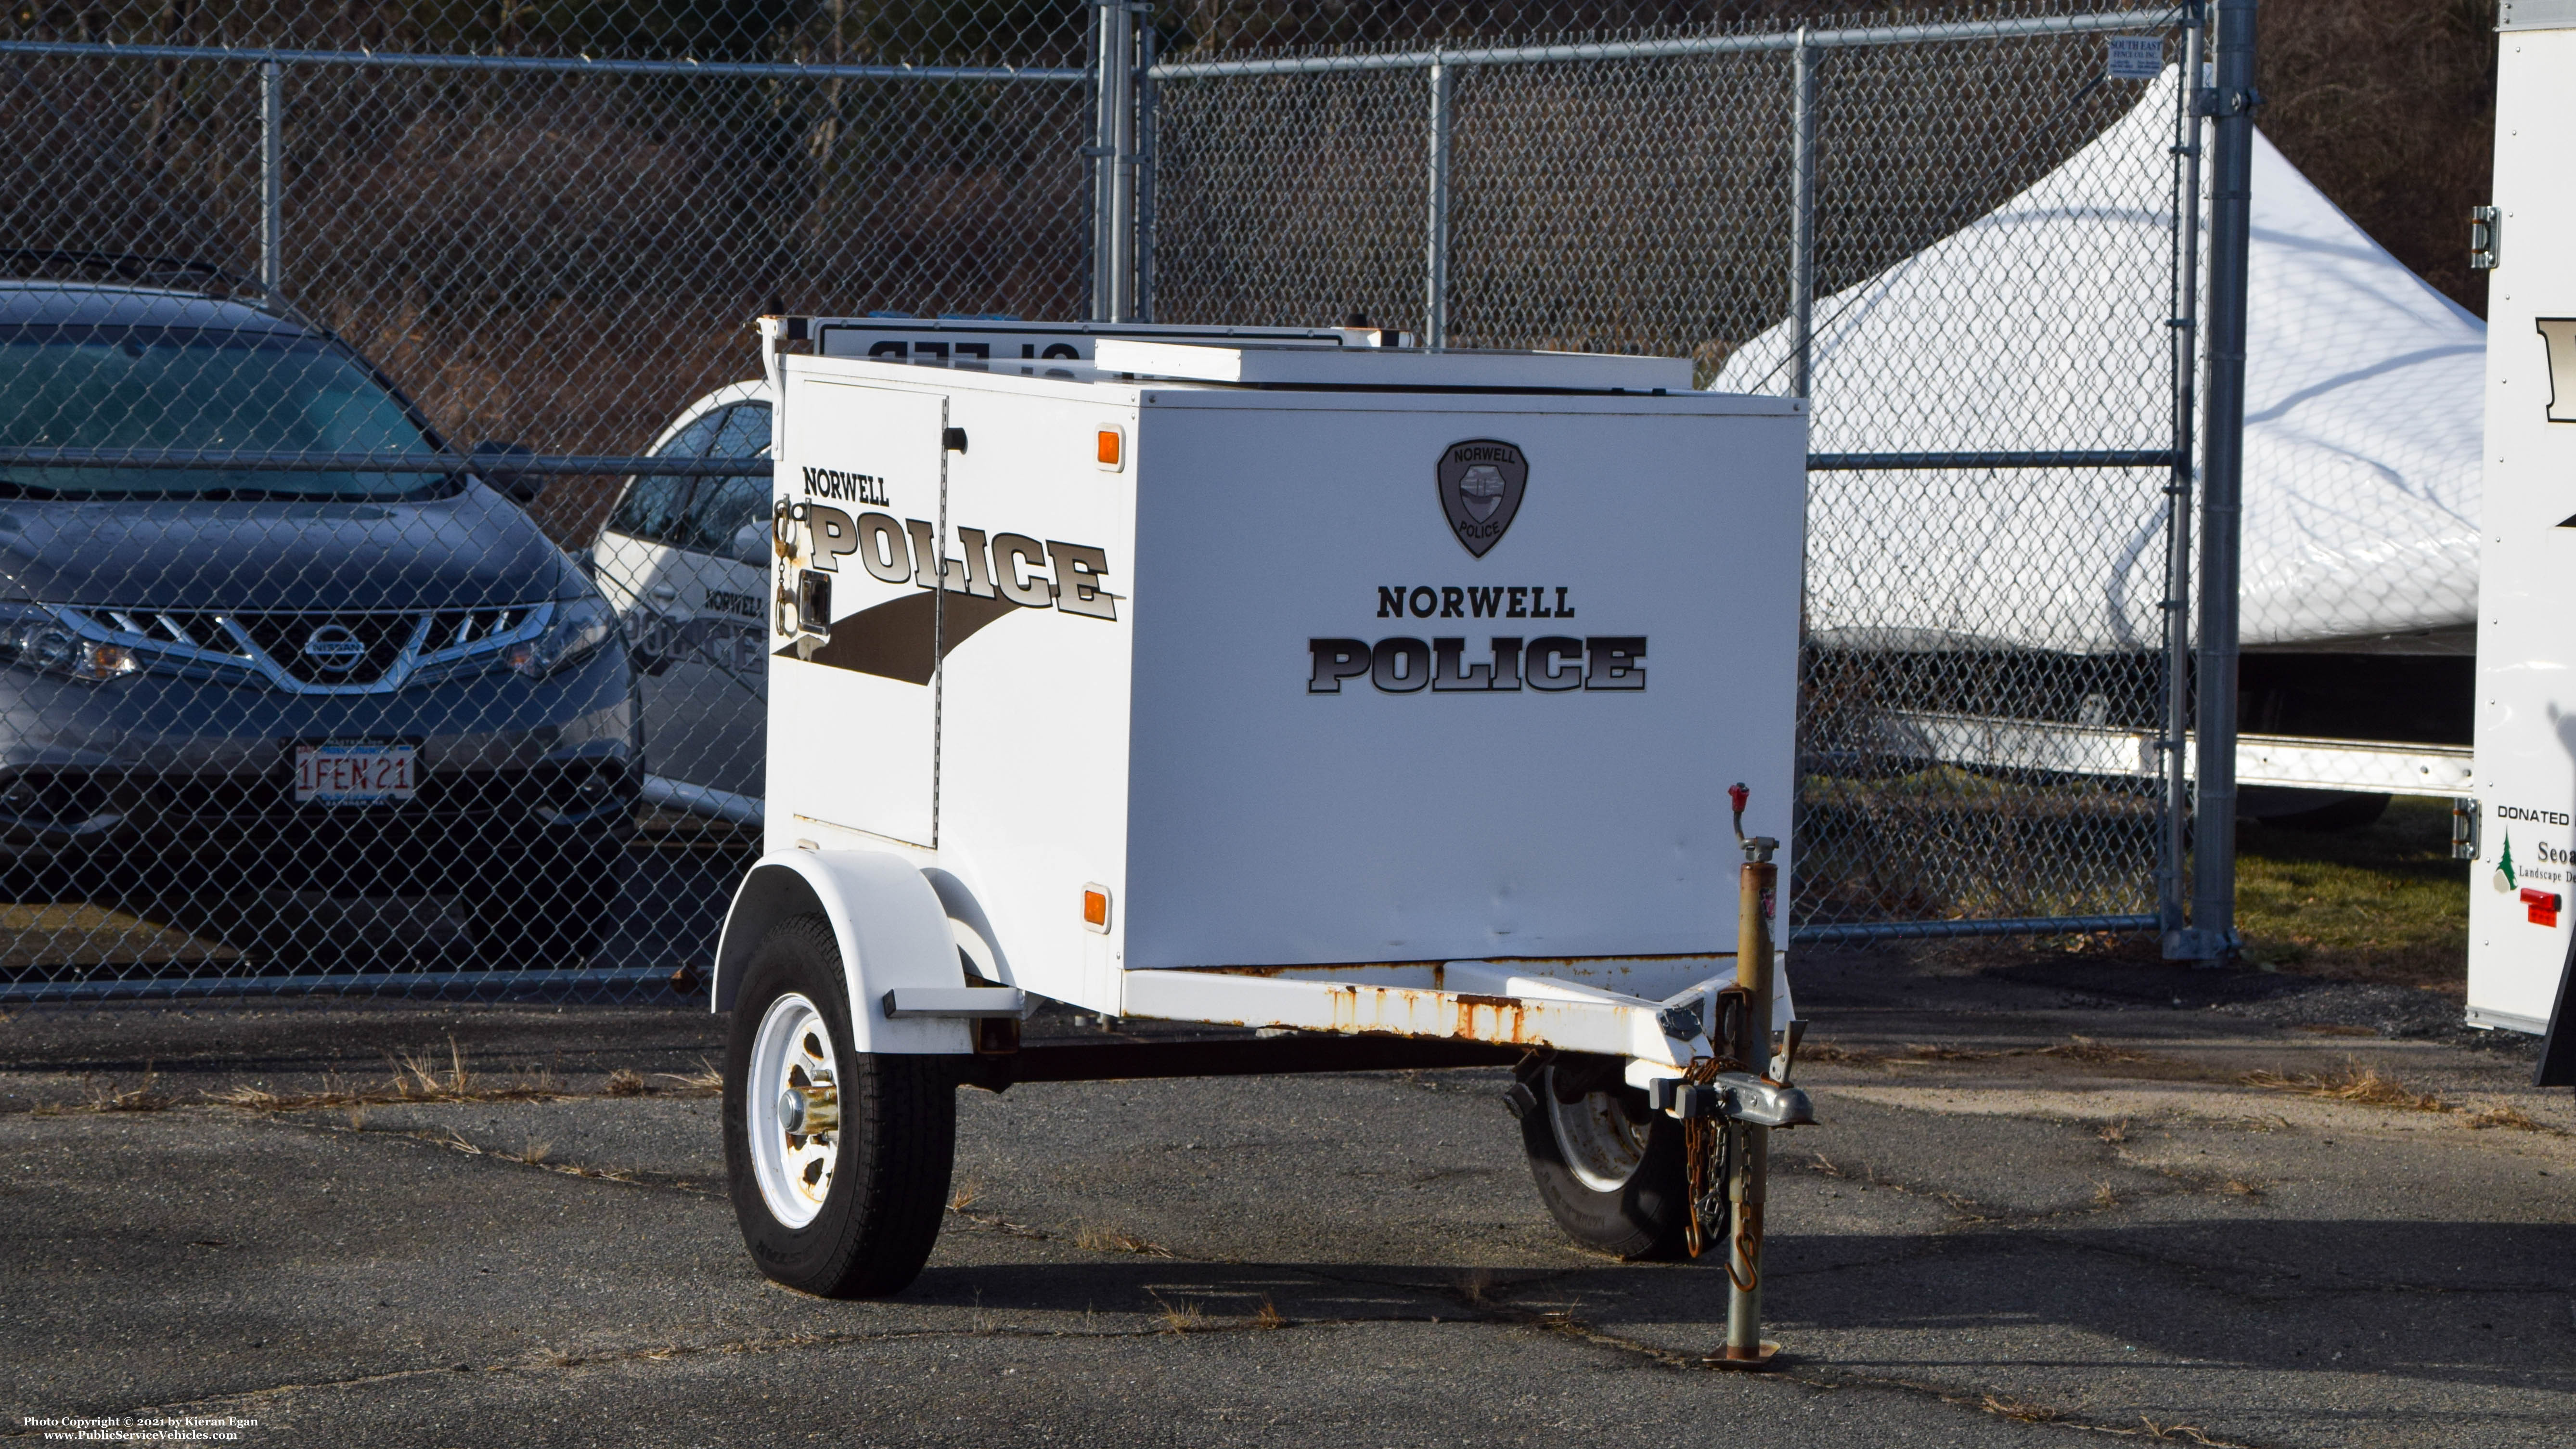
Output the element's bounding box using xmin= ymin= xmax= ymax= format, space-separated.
xmin=1514 ymin=1053 xmax=1691 ymax=1259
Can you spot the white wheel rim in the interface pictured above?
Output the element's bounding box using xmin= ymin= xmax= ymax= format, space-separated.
xmin=1545 ymin=1066 xmax=1650 ymax=1193
xmin=747 ymin=992 xmax=841 ymax=1229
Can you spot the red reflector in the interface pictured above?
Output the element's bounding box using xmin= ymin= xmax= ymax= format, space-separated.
xmin=2522 ymin=888 xmax=2561 ymax=927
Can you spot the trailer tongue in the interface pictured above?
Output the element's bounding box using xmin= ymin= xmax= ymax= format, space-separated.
xmin=712 ymin=318 xmax=1812 ymax=1356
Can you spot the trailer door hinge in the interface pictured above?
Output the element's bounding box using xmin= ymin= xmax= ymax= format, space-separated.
xmin=2453 ymin=797 xmax=2482 ymax=860
xmin=2471 ymin=206 xmax=2500 ymax=271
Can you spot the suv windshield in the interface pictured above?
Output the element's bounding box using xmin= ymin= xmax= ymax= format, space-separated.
xmin=0 ymin=324 xmax=447 ymax=500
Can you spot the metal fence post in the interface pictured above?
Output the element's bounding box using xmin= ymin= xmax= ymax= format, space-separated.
xmin=2190 ymin=0 xmax=2256 ymax=963
xmin=2160 ymin=9 xmax=2205 ymax=952
xmin=1789 ymin=30 xmax=1816 ymax=398
xmin=258 ymin=60 xmax=283 ymax=298
xmin=1134 ymin=9 xmax=1158 ymax=324
xmin=1090 ymin=0 xmax=1135 ymax=322
xmin=1425 ymin=57 xmax=1454 ymax=349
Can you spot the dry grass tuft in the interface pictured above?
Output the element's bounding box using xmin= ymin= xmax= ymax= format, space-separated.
xmin=1455 ymin=1267 xmax=1494 ymax=1306
xmin=2036 ymin=1035 xmax=2155 ymax=1065
xmin=396 ymin=1037 xmax=475 ymax=1099
xmin=88 ymin=1065 xmax=174 ymax=1113
xmin=1980 ymin=1394 xmax=2062 ymax=1423
xmin=1792 ymin=1042 xmax=1881 ymax=1066
xmin=2464 ymin=1105 xmax=2565 ymax=1135
xmin=947 ymin=1177 xmax=983 ymax=1213
xmin=1901 ymin=1044 xmax=2000 ymax=1062
xmin=2222 ymin=1178 xmax=2267 ymax=1200
xmin=34 ymin=1067 xmax=177 ymax=1115
xmin=1150 ymin=1295 xmax=1209 ymax=1334
xmin=1073 ymin=1224 xmax=1172 ymax=1257
xmin=2136 ymin=1415 xmax=2236 ymax=1445
xmin=1250 ymin=1297 xmax=1287 ymax=1330
xmin=515 ymin=1138 xmax=554 ymax=1166
xmin=602 ymin=1069 xmax=651 ymax=1097
xmin=2242 ymin=1058 xmax=2449 ymax=1114
xmin=2097 ymin=1118 xmax=2131 ymax=1144
xmin=2091 ymin=1183 xmax=2120 ymax=1210
xmin=656 ymin=1062 xmax=723 ymax=1095
xmin=208 ymin=1042 xmax=584 ymax=1113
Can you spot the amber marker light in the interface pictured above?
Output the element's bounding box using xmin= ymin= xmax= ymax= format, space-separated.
xmin=1095 ymin=427 xmax=1123 ymax=468
xmin=1082 ymin=885 xmax=1111 ymax=932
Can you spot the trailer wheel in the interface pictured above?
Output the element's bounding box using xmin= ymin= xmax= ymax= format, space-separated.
xmin=1516 ymin=1055 xmax=1689 ymax=1259
xmin=723 ymin=913 xmax=955 ymax=1297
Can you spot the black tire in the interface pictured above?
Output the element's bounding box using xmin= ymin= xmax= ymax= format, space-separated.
xmin=1516 ymin=1054 xmax=1691 ymax=1260
xmin=473 ymin=840 xmax=626 ymax=968
xmin=723 ymin=913 xmax=955 ymax=1298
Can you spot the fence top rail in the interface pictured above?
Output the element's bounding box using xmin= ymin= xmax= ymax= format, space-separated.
xmin=0 ymin=37 xmax=1087 ymax=83
xmin=1807 ymin=449 xmax=2183 ymax=471
xmin=0 ymin=449 xmax=766 ymax=476
xmin=1149 ymin=7 xmax=2181 ymax=79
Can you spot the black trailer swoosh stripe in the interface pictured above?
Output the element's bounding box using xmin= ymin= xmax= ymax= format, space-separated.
xmin=775 ymin=590 xmax=1028 ymax=685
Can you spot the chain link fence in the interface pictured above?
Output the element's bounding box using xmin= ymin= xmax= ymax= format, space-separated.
xmin=1137 ymin=6 xmax=2199 ymax=945
xmin=0 ymin=0 xmax=2203 ymax=1002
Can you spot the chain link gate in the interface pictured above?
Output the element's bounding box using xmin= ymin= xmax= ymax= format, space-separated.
xmin=0 ymin=1 xmax=2220 ymax=1003
xmin=1126 ymin=2 xmax=2206 ymax=949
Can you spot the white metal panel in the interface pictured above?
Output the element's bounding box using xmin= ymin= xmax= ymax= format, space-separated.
xmin=2499 ymin=0 xmax=2576 ymax=32
xmin=1093 ymin=337 xmax=1694 ymax=390
xmin=1118 ymin=967 xmax=1687 ymax=1063
xmin=1119 ymin=393 xmax=1805 ymax=967
xmin=928 ymin=377 xmax=1142 ymax=1014
xmin=2471 ymin=26 xmax=2576 ymax=1033
xmin=2232 ymin=736 xmax=2476 ymax=795
xmin=1865 ymin=712 xmax=2475 ymax=794
xmin=770 ymin=380 xmax=945 ymax=848
xmin=809 ymin=317 xmax=1353 ymax=362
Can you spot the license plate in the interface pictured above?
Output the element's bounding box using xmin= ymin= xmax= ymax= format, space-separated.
xmin=294 ymin=742 xmax=417 ymax=805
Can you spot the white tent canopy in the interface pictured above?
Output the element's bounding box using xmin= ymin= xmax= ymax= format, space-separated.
xmin=1715 ymin=70 xmax=2482 ymax=656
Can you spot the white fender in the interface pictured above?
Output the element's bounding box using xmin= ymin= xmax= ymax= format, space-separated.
xmin=711 ymin=850 xmax=973 ymax=1054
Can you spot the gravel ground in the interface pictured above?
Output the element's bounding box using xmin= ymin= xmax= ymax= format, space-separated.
xmin=3 ymin=948 xmax=2570 ymax=1449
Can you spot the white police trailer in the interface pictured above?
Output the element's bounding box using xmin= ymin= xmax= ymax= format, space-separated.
xmin=712 ymin=317 xmax=1812 ymax=1357
xmin=2472 ymin=13 xmax=2576 ymax=1084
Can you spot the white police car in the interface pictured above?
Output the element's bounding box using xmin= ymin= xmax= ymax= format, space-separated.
xmin=592 ymin=380 xmax=771 ymax=802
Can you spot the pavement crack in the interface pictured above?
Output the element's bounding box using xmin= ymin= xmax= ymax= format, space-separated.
xmin=7 ymin=1317 xmax=1475 ymax=1430
xmin=239 ymin=1111 xmax=715 ymax=1195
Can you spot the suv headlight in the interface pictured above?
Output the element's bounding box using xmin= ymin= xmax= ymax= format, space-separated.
xmin=506 ymin=595 xmax=617 ymax=679
xmin=0 ymin=604 xmax=138 ymax=683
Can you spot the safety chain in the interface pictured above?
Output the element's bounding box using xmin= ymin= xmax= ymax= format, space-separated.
xmin=1678 ymin=1053 xmax=1739 ymax=1258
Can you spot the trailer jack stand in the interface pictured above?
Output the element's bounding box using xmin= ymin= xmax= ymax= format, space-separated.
xmin=1712 ymin=800 xmax=1786 ymax=1370
xmin=1708 ymin=1118 xmax=1783 ymax=1370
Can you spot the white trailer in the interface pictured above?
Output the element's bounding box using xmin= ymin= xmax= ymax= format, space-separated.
xmin=710 ymin=319 xmax=1813 ymax=1355
xmin=2472 ymin=12 xmax=2576 ymax=1076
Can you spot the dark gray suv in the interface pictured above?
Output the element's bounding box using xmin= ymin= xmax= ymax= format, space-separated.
xmin=0 ymin=274 xmax=636 ymax=970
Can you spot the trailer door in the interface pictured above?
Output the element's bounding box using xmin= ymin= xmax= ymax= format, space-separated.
xmin=772 ymin=381 xmax=946 ymax=847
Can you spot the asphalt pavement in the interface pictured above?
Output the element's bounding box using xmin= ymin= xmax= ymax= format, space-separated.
xmin=3 ymin=947 xmax=2571 ymax=1449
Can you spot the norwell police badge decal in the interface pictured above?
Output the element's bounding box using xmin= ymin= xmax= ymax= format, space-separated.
xmin=1437 ymin=439 xmax=1527 ymax=557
